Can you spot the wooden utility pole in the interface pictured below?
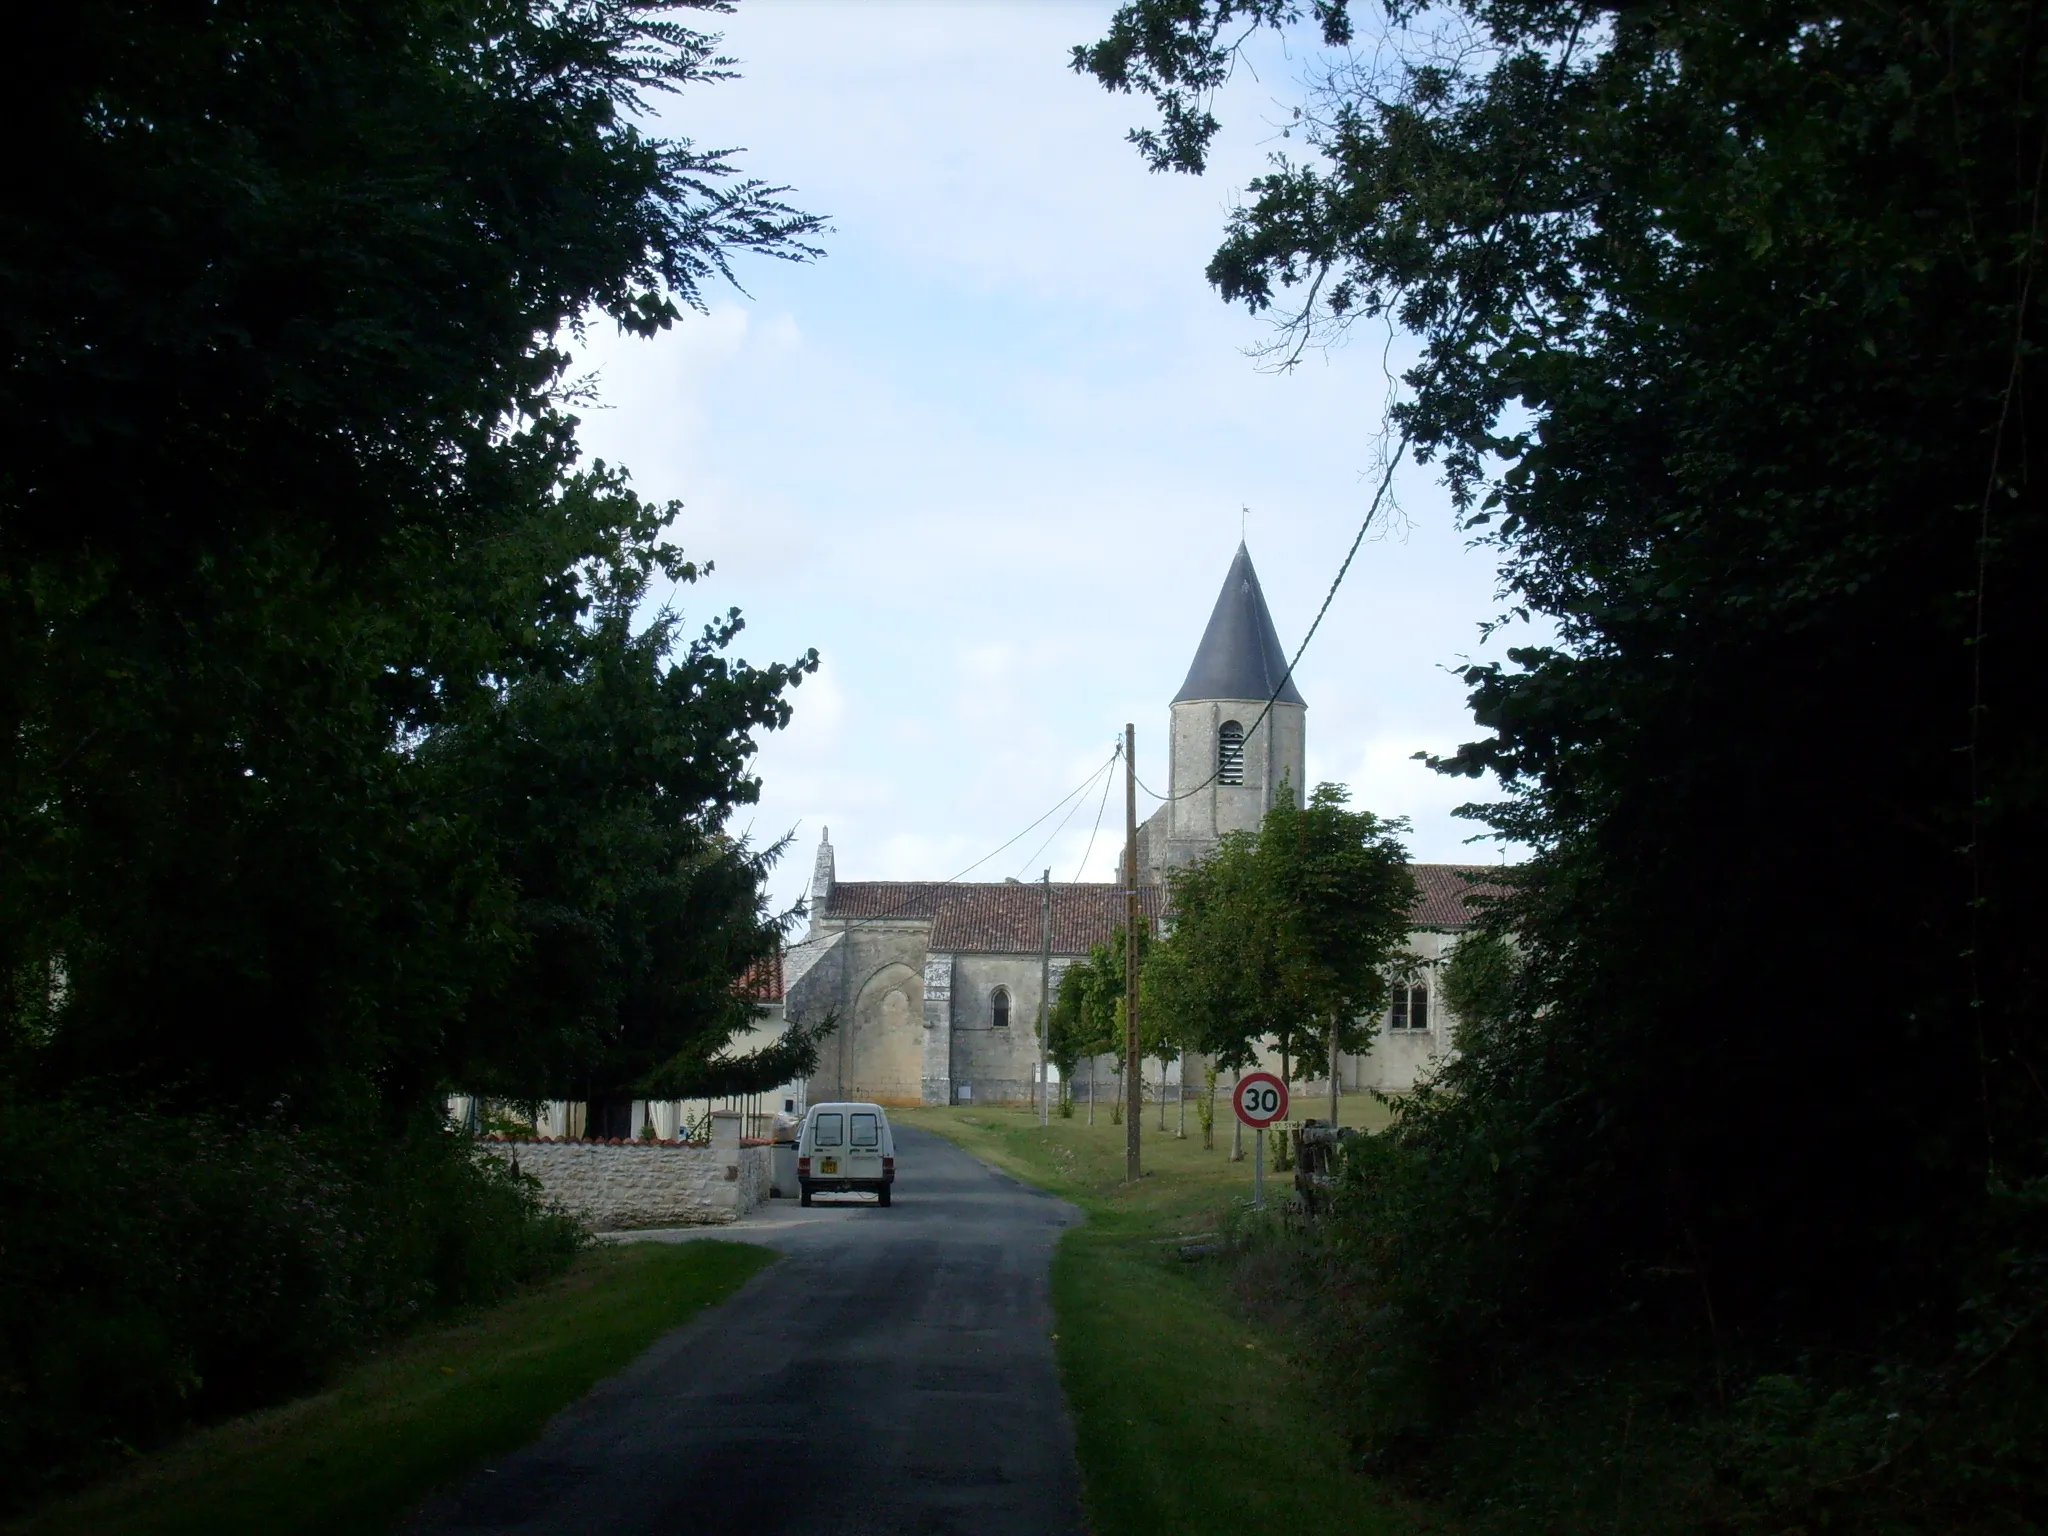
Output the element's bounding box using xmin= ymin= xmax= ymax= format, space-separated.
xmin=1124 ymin=722 xmax=1142 ymax=1183
xmin=1037 ymin=869 xmax=1053 ymax=1127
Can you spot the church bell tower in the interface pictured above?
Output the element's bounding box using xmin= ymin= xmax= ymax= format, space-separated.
xmin=1143 ymin=543 xmax=1307 ymax=881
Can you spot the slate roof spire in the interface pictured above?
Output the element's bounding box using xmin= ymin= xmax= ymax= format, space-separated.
xmin=1172 ymin=543 xmax=1305 ymax=706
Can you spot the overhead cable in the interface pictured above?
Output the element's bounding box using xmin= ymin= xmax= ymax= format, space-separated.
xmin=822 ymin=747 xmax=1124 ymax=934
xmin=1012 ymin=750 xmax=1118 ymax=881
xmin=1071 ymin=739 xmax=1122 ymax=882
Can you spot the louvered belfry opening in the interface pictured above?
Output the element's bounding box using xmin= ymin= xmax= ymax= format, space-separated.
xmin=1217 ymin=720 xmax=1245 ymax=785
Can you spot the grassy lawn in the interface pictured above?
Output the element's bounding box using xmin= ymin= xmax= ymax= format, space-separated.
xmin=7 ymin=1240 xmax=775 ymax=1536
xmin=895 ymin=1101 xmax=1430 ymax=1536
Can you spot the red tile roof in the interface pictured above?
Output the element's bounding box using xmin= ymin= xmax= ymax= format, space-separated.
xmin=1408 ymin=864 xmax=1508 ymax=928
xmin=733 ymin=949 xmax=785 ymax=1003
xmin=821 ymin=881 xmax=1162 ymax=956
xmin=820 ymin=864 xmax=1504 ymax=955
xmin=815 ymin=882 xmax=953 ymax=923
xmin=929 ymin=884 xmax=1168 ymax=954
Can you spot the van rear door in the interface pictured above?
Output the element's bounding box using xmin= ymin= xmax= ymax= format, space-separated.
xmin=810 ymin=1109 xmax=844 ymax=1179
xmin=847 ymin=1109 xmax=884 ymax=1184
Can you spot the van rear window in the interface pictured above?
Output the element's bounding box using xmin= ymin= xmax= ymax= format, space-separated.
xmin=812 ymin=1112 xmax=843 ymax=1147
xmin=850 ymin=1112 xmax=879 ymax=1147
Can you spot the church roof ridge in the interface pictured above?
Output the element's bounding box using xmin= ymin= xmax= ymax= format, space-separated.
xmin=1172 ymin=542 xmax=1305 ymax=708
xmin=818 ymin=862 xmax=1507 ymax=949
xmin=819 ymin=880 xmax=1163 ymax=955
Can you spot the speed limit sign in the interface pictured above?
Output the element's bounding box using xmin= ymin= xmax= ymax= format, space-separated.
xmin=1233 ymin=1071 xmax=1289 ymax=1128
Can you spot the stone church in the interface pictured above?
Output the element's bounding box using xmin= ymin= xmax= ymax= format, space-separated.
xmin=783 ymin=544 xmax=1493 ymax=1109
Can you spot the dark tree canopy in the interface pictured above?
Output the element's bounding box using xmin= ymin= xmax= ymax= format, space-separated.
xmin=1083 ymin=0 xmax=2048 ymax=1519
xmin=1 ymin=0 xmax=824 ymax=1125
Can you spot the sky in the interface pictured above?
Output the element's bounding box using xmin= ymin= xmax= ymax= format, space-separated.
xmin=570 ymin=0 xmax=1533 ymax=918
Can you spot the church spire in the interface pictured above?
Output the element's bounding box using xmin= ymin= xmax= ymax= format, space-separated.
xmin=1172 ymin=543 xmax=1305 ymax=706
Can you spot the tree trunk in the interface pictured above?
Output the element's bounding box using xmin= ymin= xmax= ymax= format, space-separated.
xmin=1329 ymin=1011 xmax=1341 ymax=1127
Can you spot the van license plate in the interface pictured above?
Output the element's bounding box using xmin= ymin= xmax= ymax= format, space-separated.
xmin=820 ymin=1158 xmax=838 ymax=1174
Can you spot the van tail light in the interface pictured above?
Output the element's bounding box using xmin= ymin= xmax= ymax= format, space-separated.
xmin=883 ymin=1157 xmax=895 ymax=1175
xmin=798 ymin=1157 xmax=811 ymax=1177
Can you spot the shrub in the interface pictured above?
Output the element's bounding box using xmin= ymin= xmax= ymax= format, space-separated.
xmin=0 ymin=1106 xmax=584 ymax=1512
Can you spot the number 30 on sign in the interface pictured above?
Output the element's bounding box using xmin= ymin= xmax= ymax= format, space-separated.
xmin=1233 ymin=1071 xmax=1289 ymax=1128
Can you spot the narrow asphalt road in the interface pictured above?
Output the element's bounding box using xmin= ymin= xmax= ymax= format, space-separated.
xmin=404 ymin=1125 xmax=1087 ymax=1536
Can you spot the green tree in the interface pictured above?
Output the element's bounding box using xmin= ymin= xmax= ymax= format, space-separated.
xmin=1081 ymin=0 xmax=2048 ymax=1514
xmin=1 ymin=0 xmax=823 ymax=1124
xmin=1261 ymin=782 xmax=1416 ymax=1083
xmin=1052 ymin=924 xmax=1157 ymax=1121
xmin=428 ymin=550 xmax=824 ymax=1123
xmin=1436 ymin=927 xmax=1519 ymax=1042
xmin=1047 ymin=960 xmax=1097 ymax=1112
xmin=1153 ymin=782 xmax=1413 ymax=1085
xmin=1149 ymin=830 xmax=1280 ymax=1075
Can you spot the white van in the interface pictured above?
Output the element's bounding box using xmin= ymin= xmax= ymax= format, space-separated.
xmin=796 ymin=1102 xmax=896 ymax=1207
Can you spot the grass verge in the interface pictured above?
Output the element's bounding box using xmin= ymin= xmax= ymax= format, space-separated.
xmin=7 ymin=1240 xmax=775 ymax=1536
xmin=895 ymin=1103 xmax=1428 ymax=1536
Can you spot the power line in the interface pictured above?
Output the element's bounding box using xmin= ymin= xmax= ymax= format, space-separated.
xmin=1013 ymin=751 xmax=1118 ymax=880
xmin=1071 ymin=739 xmax=1122 ymax=882
xmin=820 ymin=748 xmax=1124 ymax=934
xmin=1135 ymin=440 xmax=1408 ymax=803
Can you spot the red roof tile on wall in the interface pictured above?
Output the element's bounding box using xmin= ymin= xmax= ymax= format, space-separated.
xmin=815 ymin=882 xmax=952 ymax=923
xmin=821 ymin=881 xmax=1161 ymax=956
xmin=928 ymin=885 xmax=1167 ymax=954
xmin=1408 ymin=864 xmax=1507 ymax=928
xmin=733 ymin=950 xmax=785 ymax=1003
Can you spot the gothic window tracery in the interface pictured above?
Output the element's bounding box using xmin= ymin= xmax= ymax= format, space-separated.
xmin=991 ymin=987 xmax=1011 ymax=1028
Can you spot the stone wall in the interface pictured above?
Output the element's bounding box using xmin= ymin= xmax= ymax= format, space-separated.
xmin=736 ymin=1138 xmax=771 ymax=1213
xmin=490 ymin=1110 xmax=768 ymax=1231
xmin=950 ymin=951 xmax=1056 ymax=1105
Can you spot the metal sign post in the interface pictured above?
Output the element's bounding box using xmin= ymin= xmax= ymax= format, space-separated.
xmin=1232 ymin=1071 xmax=1289 ymax=1212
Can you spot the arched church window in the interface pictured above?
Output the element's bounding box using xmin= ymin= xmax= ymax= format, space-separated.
xmin=1389 ymin=978 xmax=1430 ymax=1032
xmin=991 ymin=987 xmax=1011 ymax=1028
xmin=1218 ymin=720 xmax=1245 ymax=785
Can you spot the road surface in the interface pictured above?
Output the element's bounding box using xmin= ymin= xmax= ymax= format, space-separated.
xmin=405 ymin=1125 xmax=1086 ymax=1536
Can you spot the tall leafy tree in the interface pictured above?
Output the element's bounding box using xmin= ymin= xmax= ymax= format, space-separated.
xmin=1051 ymin=925 xmax=1158 ymax=1115
xmin=1152 ymin=782 xmax=1414 ymax=1082
xmin=1080 ymin=0 xmax=2048 ymax=1512
xmin=1 ymin=0 xmax=823 ymax=1122
xmin=1260 ymin=782 xmax=1416 ymax=1081
xmin=1047 ymin=959 xmax=1104 ymax=1100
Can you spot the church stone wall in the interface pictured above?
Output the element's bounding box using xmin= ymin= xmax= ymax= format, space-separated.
xmin=803 ymin=923 xmax=929 ymax=1106
xmin=790 ymin=921 xmax=928 ymax=1106
xmin=1351 ymin=927 xmax=1459 ymax=1095
xmin=950 ymin=953 xmax=1053 ymax=1105
xmin=921 ymin=951 xmax=953 ymax=1105
xmin=1151 ymin=698 xmax=1305 ymax=882
xmin=850 ymin=959 xmax=926 ymax=1105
